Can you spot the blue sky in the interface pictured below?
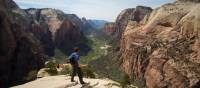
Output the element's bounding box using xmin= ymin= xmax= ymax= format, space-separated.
xmin=14 ymin=0 xmax=175 ymax=22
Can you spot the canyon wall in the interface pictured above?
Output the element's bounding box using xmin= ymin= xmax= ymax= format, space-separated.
xmin=104 ymin=6 xmax=152 ymax=40
xmin=0 ymin=0 xmax=91 ymax=87
xmin=0 ymin=0 xmax=47 ymax=87
xmin=119 ymin=1 xmax=200 ymax=88
xmin=25 ymin=8 xmax=90 ymax=55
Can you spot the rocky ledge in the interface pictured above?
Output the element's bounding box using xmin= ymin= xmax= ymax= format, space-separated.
xmin=12 ymin=75 xmax=121 ymax=88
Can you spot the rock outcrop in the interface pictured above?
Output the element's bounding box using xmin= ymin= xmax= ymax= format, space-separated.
xmin=12 ymin=75 xmax=120 ymax=88
xmin=25 ymin=8 xmax=90 ymax=55
xmin=0 ymin=0 xmax=91 ymax=87
xmin=119 ymin=1 xmax=200 ymax=88
xmin=0 ymin=0 xmax=46 ymax=87
xmin=110 ymin=6 xmax=152 ymax=39
xmin=55 ymin=19 xmax=90 ymax=55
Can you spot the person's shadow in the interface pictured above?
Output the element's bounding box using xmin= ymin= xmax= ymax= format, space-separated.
xmin=65 ymin=82 xmax=99 ymax=88
xmin=81 ymin=82 xmax=99 ymax=88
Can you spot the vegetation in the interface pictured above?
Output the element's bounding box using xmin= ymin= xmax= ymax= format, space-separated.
xmin=45 ymin=60 xmax=58 ymax=75
xmin=25 ymin=70 xmax=38 ymax=81
xmin=82 ymin=65 xmax=96 ymax=78
xmin=80 ymin=33 xmax=109 ymax=64
xmin=120 ymin=73 xmax=130 ymax=88
xmin=89 ymin=49 xmax=125 ymax=82
xmin=54 ymin=48 xmax=68 ymax=63
xmin=59 ymin=64 xmax=72 ymax=75
xmin=57 ymin=64 xmax=96 ymax=78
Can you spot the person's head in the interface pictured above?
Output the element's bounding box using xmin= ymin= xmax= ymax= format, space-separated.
xmin=74 ymin=47 xmax=80 ymax=52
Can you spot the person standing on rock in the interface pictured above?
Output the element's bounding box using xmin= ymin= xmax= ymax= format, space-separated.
xmin=68 ymin=47 xmax=86 ymax=84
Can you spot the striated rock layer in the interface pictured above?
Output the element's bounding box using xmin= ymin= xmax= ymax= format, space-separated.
xmin=104 ymin=6 xmax=152 ymax=40
xmin=119 ymin=1 xmax=200 ymax=88
xmin=25 ymin=8 xmax=90 ymax=55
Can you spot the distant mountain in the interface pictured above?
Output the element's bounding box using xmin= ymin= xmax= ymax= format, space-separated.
xmin=87 ymin=19 xmax=108 ymax=29
xmin=80 ymin=17 xmax=108 ymax=35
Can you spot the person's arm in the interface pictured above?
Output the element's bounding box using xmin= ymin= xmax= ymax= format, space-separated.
xmin=67 ymin=53 xmax=73 ymax=63
xmin=68 ymin=54 xmax=72 ymax=59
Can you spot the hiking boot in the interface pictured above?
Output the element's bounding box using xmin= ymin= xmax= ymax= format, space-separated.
xmin=71 ymin=80 xmax=75 ymax=82
xmin=80 ymin=81 xmax=86 ymax=84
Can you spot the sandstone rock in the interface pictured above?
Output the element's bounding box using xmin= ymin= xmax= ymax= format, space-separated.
xmin=37 ymin=68 xmax=51 ymax=78
xmin=114 ymin=6 xmax=152 ymax=39
xmin=25 ymin=8 xmax=90 ymax=55
xmin=55 ymin=19 xmax=90 ymax=55
xmin=119 ymin=2 xmax=200 ymax=88
xmin=0 ymin=0 xmax=46 ymax=87
xmin=0 ymin=0 xmax=91 ymax=87
xmin=12 ymin=75 xmax=121 ymax=88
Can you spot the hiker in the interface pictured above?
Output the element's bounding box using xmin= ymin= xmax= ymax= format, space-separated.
xmin=68 ymin=47 xmax=86 ymax=84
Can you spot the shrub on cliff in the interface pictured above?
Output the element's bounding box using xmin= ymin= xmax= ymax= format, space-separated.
xmin=45 ymin=60 xmax=58 ymax=75
xmin=25 ymin=70 xmax=38 ymax=81
xmin=82 ymin=65 xmax=96 ymax=78
xmin=59 ymin=64 xmax=72 ymax=75
xmin=120 ymin=73 xmax=130 ymax=88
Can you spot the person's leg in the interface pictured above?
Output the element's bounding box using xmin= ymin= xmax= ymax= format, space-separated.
xmin=71 ymin=64 xmax=77 ymax=82
xmin=77 ymin=67 xmax=85 ymax=84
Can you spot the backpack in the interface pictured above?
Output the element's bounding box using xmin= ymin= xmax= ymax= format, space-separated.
xmin=68 ymin=54 xmax=76 ymax=64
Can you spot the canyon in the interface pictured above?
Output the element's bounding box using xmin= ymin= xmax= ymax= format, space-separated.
xmin=0 ymin=0 xmax=104 ymax=87
xmin=1 ymin=0 xmax=200 ymax=88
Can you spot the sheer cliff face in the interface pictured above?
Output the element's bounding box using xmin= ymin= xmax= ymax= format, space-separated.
xmin=120 ymin=1 xmax=200 ymax=88
xmin=0 ymin=0 xmax=89 ymax=87
xmin=55 ymin=19 xmax=90 ymax=55
xmin=105 ymin=6 xmax=152 ymax=40
xmin=25 ymin=9 xmax=90 ymax=55
xmin=0 ymin=0 xmax=46 ymax=87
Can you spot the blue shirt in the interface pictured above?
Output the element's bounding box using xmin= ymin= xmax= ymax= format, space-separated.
xmin=69 ymin=52 xmax=80 ymax=61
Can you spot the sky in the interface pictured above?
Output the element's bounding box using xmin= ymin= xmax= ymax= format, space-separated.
xmin=14 ymin=0 xmax=175 ymax=22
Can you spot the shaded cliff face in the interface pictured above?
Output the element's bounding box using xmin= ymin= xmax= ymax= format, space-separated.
xmin=120 ymin=1 xmax=200 ymax=88
xmin=31 ymin=24 xmax=54 ymax=56
xmin=25 ymin=8 xmax=65 ymax=56
xmin=55 ymin=19 xmax=90 ymax=55
xmin=0 ymin=0 xmax=89 ymax=87
xmin=0 ymin=0 xmax=46 ymax=87
xmin=25 ymin=8 xmax=90 ymax=55
xmin=25 ymin=8 xmax=65 ymax=38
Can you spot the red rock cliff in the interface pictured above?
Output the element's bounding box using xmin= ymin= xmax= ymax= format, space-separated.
xmin=120 ymin=1 xmax=200 ymax=88
xmin=25 ymin=9 xmax=90 ymax=55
